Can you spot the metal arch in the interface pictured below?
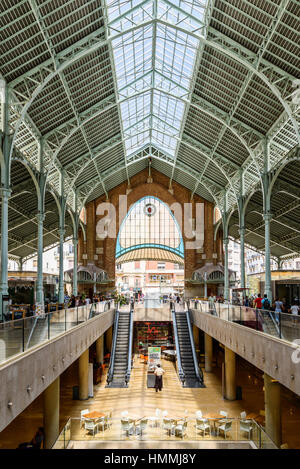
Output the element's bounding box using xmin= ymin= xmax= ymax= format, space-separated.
xmin=43 ymin=86 xmax=263 ymax=185
xmin=8 ymin=14 xmax=299 ymax=163
xmin=79 ymin=149 xmax=222 ymax=210
xmin=213 ymin=218 xmax=223 ymax=242
xmin=66 ymin=129 xmax=236 ymax=197
xmin=268 ymin=145 xmax=300 ymax=199
xmin=79 ymin=219 xmax=87 ymax=242
xmin=11 ymin=154 xmax=41 ymax=200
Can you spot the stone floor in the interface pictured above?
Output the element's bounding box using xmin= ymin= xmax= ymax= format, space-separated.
xmin=0 ymin=354 xmax=300 ymax=449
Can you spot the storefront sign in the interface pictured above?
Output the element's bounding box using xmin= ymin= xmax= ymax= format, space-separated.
xmin=148 ymin=346 xmax=161 ymax=368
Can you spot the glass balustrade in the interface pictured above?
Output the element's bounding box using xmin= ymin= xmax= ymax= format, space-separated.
xmin=53 ymin=416 xmax=277 ymax=449
xmin=0 ymin=301 xmax=114 ymax=365
xmin=189 ymin=300 xmax=300 ymax=343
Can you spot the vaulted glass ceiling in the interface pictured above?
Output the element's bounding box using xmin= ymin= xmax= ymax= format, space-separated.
xmin=105 ymin=0 xmax=207 ymax=157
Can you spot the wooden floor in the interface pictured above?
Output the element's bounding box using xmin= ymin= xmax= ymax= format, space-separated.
xmin=1 ymin=354 xmax=300 ymax=449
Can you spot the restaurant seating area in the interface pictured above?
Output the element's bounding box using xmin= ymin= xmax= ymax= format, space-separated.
xmin=76 ymin=407 xmax=265 ymax=442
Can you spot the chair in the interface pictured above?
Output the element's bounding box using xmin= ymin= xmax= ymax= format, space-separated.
xmin=218 ymin=410 xmax=228 ymax=425
xmin=162 ymin=410 xmax=168 ymax=417
xmin=84 ymin=418 xmax=99 ymax=436
xmin=98 ymin=416 xmax=106 ymax=433
xmin=107 ymin=410 xmax=113 ymax=428
xmin=174 ymin=419 xmax=188 ymax=439
xmin=80 ymin=409 xmax=89 ymax=428
xmin=163 ymin=418 xmax=175 ymax=436
xmin=240 ymin=411 xmax=247 ymax=419
xmin=195 ymin=410 xmax=203 ymax=419
xmin=239 ymin=418 xmax=253 ymax=439
xmin=121 ymin=410 xmax=129 ymax=417
xmin=196 ymin=418 xmax=211 ymax=437
xmin=217 ymin=420 xmax=232 ymax=439
xmin=135 ymin=418 xmax=148 ymax=436
xmin=149 ymin=408 xmax=161 ymax=427
xmin=121 ymin=419 xmax=134 ymax=437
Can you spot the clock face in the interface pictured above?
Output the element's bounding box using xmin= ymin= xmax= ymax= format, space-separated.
xmin=144 ymin=202 xmax=156 ymax=217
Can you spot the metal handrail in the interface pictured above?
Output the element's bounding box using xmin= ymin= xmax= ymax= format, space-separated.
xmin=125 ymin=307 xmax=134 ymax=385
xmin=107 ymin=307 xmax=120 ymax=385
xmin=186 ymin=309 xmax=204 ymax=386
xmin=172 ymin=310 xmax=185 ymax=385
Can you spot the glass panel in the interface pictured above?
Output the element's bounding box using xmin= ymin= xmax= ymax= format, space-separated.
xmin=0 ymin=302 xmax=113 ymax=365
xmin=105 ymin=0 xmax=206 ymax=157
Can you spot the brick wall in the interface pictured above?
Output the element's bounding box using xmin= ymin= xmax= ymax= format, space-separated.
xmin=84 ymin=168 xmax=216 ymax=292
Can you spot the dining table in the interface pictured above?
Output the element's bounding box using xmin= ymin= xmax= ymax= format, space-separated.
xmin=204 ymin=413 xmax=225 ymax=436
xmin=84 ymin=411 xmax=105 ymax=420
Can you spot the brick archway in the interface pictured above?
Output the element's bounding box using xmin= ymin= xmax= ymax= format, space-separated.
xmin=81 ymin=169 xmax=215 ymax=295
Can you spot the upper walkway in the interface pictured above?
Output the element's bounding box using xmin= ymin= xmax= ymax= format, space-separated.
xmin=189 ymin=300 xmax=300 ymax=396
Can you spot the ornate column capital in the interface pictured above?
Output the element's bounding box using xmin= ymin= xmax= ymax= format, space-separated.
xmin=58 ymin=228 xmax=65 ymax=237
xmin=223 ymin=238 xmax=229 ymax=246
xmin=0 ymin=187 xmax=11 ymax=199
xmin=263 ymin=212 xmax=273 ymax=222
xmin=36 ymin=212 xmax=45 ymax=223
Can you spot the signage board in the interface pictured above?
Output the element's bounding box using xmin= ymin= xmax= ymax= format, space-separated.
xmin=148 ymin=346 xmax=161 ymax=371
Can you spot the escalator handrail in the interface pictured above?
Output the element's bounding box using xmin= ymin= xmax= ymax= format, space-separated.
xmin=125 ymin=308 xmax=134 ymax=384
xmin=186 ymin=309 xmax=203 ymax=385
xmin=268 ymin=311 xmax=281 ymax=337
xmin=107 ymin=308 xmax=120 ymax=385
xmin=172 ymin=310 xmax=185 ymax=385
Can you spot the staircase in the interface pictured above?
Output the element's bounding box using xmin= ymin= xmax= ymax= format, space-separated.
xmin=107 ymin=312 xmax=131 ymax=388
xmin=174 ymin=312 xmax=204 ymax=388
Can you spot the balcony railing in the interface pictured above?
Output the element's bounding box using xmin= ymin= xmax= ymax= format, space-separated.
xmin=189 ymin=300 xmax=300 ymax=343
xmin=53 ymin=416 xmax=277 ymax=449
xmin=0 ymin=300 xmax=114 ymax=365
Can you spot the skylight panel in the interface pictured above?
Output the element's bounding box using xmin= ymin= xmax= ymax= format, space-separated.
xmin=105 ymin=0 xmax=207 ymax=160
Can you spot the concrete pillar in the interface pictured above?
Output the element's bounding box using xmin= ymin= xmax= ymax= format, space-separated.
xmin=225 ymin=346 xmax=236 ymax=400
xmin=73 ymin=238 xmax=78 ymax=296
xmin=223 ymin=238 xmax=229 ymax=301
xmin=264 ymin=213 xmax=273 ymax=303
xmin=204 ymin=333 xmax=213 ymax=372
xmin=36 ymin=212 xmax=45 ymax=307
xmin=105 ymin=326 xmax=113 ymax=353
xmin=58 ymin=228 xmax=65 ymax=304
xmin=43 ymin=376 xmax=60 ymax=449
xmin=79 ymin=349 xmax=89 ymax=400
xmin=96 ymin=335 xmax=104 ymax=364
xmin=264 ymin=373 xmax=281 ymax=447
xmin=192 ymin=325 xmax=199 ymax=349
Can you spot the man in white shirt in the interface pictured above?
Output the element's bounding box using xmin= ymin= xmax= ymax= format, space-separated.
xmin=154 ymin=364 xmax=165 ymax=392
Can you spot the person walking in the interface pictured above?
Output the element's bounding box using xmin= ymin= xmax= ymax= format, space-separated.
xmin=273 ymin=297 xmax=284 ymax=324
xmin=154 ymin=363 xmax=165 ymax=392
xmin=254 ymin=293 xmax=262 ymax=310
xmin=262 ymin=294 xmax=271 ymax=311
xmin=289 ymin=302 xmax=300 ymax=316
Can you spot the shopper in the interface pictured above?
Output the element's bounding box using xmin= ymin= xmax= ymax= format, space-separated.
xmin=262 ymin=294 xmax=271 ymax=310
xmin=254 ymin=293 xmax=262 ymax=309
xmin=273 ymin=297 xmax=284 ymax=324
xmin=154 ymin=363 xmax=165 ymax=392
xmin=289 ymin=302 xmax=300 ymax=316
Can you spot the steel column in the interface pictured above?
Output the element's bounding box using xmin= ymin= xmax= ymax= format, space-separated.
xmin=58 ymin=227 xmax=65 ymax=304
xmin=36 ymin=212 xmax=45 ymax=306
xmin=0 ymin=188 xmax=11 ymax=316
xmin=223 ymin=237 xmax=229 ymax=301
xmin=264 ymin=213 xmax=273 ymax=302
xmin=72 ymin=237 xmax=78 ymax=297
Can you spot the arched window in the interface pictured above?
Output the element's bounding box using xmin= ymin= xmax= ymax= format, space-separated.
xmin=116 ymin=196 xmax=184 ymax=261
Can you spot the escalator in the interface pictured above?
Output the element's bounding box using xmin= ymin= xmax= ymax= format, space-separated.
xmin=106 ymin=309 xmax=133 ymax=388
xmin=172 ymin=310 xmax=204 ymax=388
